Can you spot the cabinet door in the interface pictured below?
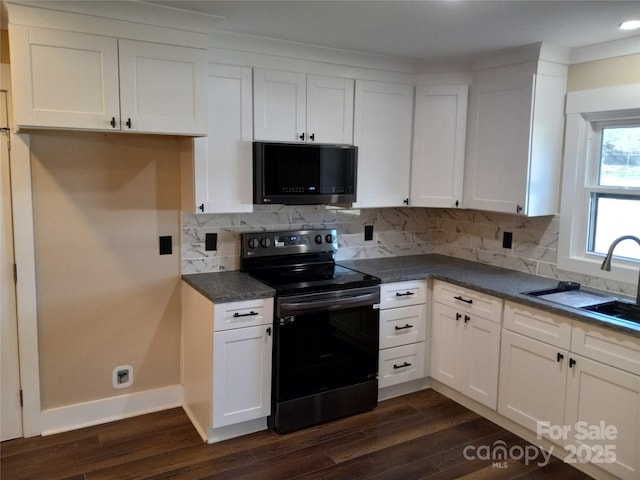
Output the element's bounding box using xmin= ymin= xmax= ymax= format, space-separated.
xmin=118 ymin=40 xmax=207 ymax=135
xmin=463 ymin=76 xmax=533 ymax=214
xmin=462 ymin=314 xmax=501 ymax=409
xmin=306 ymin=75 xmax=354 ymax=144
xmin=253 ymin=68 xmax=306 ymax=141
xmin=191 ymin=64 xmax=253 ymax=214
xmin=564 ymin=355 xmax=640 ymax=480
xmin=212 ymin=325 xmax=272 ymax=428
xmin=430 ymin=302 xmax=464 ymax=388
xmin=353 ymin=80 xmax=414 ymax=208
xmin=9 ymin=25 xmax=120 ymax=130
xmin=498 ymin=330 xmax=567 ymax=437
xmin=411 ymin=85 xmax=468 ymax=208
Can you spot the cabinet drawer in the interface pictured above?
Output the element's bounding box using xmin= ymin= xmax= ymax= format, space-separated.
xmin=213 ymin=298 xmax=274 ymax=331
xmin=432 ymin=281 xmax=502 ymax=322
xmin=380 ymin=280 xmax=427 ymax=309
xmin=503 ymin=301 xmax=572 ymax=349
xmin=380 ymin=304 xmax=426 ymax=349
xmin=378 ymin=342 xmax=426 ymax=388
xmin=571 ymin=321 xmax=640 ymax=375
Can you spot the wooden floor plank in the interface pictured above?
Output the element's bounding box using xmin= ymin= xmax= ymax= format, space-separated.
xmin=0 ymin=389 xmax=594 ymax=480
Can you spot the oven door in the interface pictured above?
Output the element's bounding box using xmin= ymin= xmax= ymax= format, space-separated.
xmin=273 ymin=286 xmax=380 ymax=403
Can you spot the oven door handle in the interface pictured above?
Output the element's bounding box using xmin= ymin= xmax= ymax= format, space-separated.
xmin=278 ymin=291 xmax=378 ymax=315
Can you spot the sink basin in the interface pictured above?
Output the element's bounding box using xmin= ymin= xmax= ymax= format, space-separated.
xmin=582 ymin=301 xmax=640 ymax=325
xmin=524 ymin=282 xmax=614 ymax=308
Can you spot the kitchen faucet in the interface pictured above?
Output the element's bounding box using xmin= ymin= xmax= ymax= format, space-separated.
xmin=600 ymin=235 xmax=640 ymax=305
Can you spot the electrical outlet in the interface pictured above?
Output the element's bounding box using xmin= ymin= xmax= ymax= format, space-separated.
xmin=205 ymin=233 xmax=218 ymax=251
xmin=364 ymin=225 xmax=374 ymax=242
xmin=159 ymin=236 xmax=172 ymax=255
xmin=502 ymin=231 xmax=513 ymax=249
xmin=113 ymin=365 xmax=133 ymax=389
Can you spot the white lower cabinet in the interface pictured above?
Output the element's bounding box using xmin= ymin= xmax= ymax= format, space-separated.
xmin=181 ymin=282 xmax=274 ymax=443
xmin=499 ymin=301 xmax=640 ymax=480
xmin=430 ymin=281 xmax=502 ymax=409
xmin=378 ymin=281 xmax=428 ymax=389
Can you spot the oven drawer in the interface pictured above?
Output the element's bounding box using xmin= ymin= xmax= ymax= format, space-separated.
xmin=213 ymin=298 xmax=274 ymax=331
xmin=378 ymin=342 xmax=426 ymax=388
xmin=379 ymin=304 xmax=426 ymax=349
xmin=380 ymin=280 xmax=428 ymax=309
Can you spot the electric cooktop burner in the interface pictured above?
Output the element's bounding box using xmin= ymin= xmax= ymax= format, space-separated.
xmin=240 ymin=229 xmax=380 ymax=295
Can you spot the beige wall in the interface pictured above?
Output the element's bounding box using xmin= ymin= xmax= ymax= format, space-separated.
xmin=1 ymin=30 xmax=9 ymax=65
xmin=567 ymin=53 xmax=640 ymax=91
xmin=30 ymin=132 xmax=182 ymax=409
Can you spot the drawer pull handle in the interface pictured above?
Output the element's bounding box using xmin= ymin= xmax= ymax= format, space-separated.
xmin=396 ymin=291 xmax=415 ymax=297
xmin=454 ymin=295 xmax=473 ymax=304
xmin=393 ymin=362 xmax=412 ymax=369
xmin=394 ymin=324 xmax=414 ymax=330
xmin=233 ymin=311 xmax=259 ymax=318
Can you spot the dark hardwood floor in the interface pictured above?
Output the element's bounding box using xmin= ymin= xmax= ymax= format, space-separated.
xmin=1 ymin=389 xmax=593 ymax=480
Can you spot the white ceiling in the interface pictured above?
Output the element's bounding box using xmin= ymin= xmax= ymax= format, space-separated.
xmin=145 ymin=0 xmax=640 ymax=64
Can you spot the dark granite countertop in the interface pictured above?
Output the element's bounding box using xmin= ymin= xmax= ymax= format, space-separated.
xmin=182 ymin=271 xmax=275 ymax=303
xmin=339 ymin=254 xmax=640 ymax=338
xmin=182 ymin=254 xmax=639 ymax=337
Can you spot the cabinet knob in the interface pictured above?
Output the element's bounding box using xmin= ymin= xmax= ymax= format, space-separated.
xmin=403 ymin=198 xmax=409 ymax=205
xmin=516 ymin=204 xmax=523 ymax=213
xmin=110 ymin=117 xmax=116 ymax=128
xmin=557 ymin=352 xmax=564 ymax=362
xmin=126 ymin=118 xmax=132 ymax=129
xmin=299 ymin=132 xmax=305 ymax=141
xmin=198 ymin=203 xmax=204 ymax=212
xmin=310 ymin=133 xmax=315 ymax=141
xmin=456 ymin=312 xmax=462 ymax=321
xmin=569 ymin=358 xmax=577 ymax=368
xmin=464 ymin=315 xmax=470 ymax=323
xmin=455 ymin=200 xmax=459 ymax=208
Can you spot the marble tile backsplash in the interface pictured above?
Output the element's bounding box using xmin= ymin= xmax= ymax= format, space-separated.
xmin=181 ymin=206 xmax=636 ymax=298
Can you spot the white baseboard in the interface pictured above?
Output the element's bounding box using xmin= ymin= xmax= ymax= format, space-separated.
xmin=40 ymin=385 xmax=183 ymax=436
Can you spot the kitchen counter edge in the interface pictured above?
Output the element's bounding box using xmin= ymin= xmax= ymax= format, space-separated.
xmin=182 ymin=271 xmax=275 ymax=304
xmin=339 ymin=254 xmax=640 ymax=338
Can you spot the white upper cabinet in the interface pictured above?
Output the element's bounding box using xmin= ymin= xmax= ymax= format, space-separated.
xmin=9 ymin=25 xmax=207 ymax=135
xmin=182 ymin=64 xmax=254 ymax=214
xmin=411 ymin=85 xmax=468 ymax=209
xmin=463 ymin=72 xmax=566 ymax=216
xmin=253 ymin=68 xmax=354 ymax=144
xmin=118 ymin=39 xmax=207 ymax=135
xmin=353 ymin=80 xmax=414 ymax=208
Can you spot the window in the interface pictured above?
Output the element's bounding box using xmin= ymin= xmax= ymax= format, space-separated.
xmin=587 ymin=124 xmax=640 ymax=260
xmin=558 ymin=84 xmax=640 ymax=285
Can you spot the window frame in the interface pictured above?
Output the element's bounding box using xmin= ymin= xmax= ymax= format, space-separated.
xmin=557 ymin=84 xmax=640 ymax=285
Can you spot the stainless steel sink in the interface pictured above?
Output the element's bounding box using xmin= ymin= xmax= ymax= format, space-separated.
xmin=524 ymin=282 xmax=614 ymax=308
xmin=582 ymin=301 xmax=640 ymax=325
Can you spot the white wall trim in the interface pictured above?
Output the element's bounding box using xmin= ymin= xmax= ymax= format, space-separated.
xmin=570 ymin=35 xmax=640 ymax=64
xmin=10 ymin=133 xmax=42 ymax=437
xmin=566 ymin=84 xmax=640 ymax=114
xmin=40 ymin=385 xmax=183 ymax=436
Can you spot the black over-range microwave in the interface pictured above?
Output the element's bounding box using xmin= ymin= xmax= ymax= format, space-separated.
xmin=253 ymin=141 xmax=358 ymax=205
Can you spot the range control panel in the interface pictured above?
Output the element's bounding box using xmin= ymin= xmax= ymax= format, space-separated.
xmin=241 ymin=229 xmax=338 ymax=257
